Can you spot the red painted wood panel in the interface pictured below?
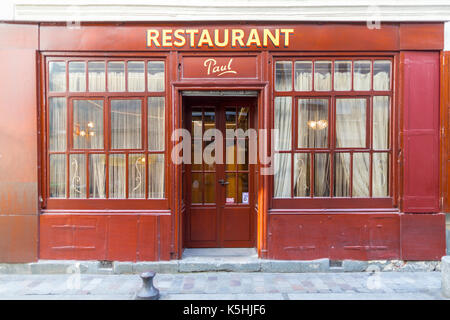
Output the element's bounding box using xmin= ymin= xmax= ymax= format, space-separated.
xmin=402 ymin=51 xmax=440 ymax=213
xmin=73 ymin=216 xmax=107 ymax=260
xmin=40 ymin=214 xmax=171 ymax=261
xmin=159 ymin=215 xmax=172 ymax=260
xmin=399 ymin=23 xmax=444 ymax=50
xmin=0 ymin=24 xmax=39 ymax=262
xmin=137 ymin=215 xmax=158 ymax=261
xmin=40 ymin=215 xmax=75 ymax=260
xmin=267 ymin=213 xmax=400 ymax=261
xmin=400 ymin=213 xmax=446 ymax=260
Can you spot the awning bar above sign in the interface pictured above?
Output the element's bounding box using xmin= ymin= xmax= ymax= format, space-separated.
xmin=146 ymin=28 xmax=294 ymax=49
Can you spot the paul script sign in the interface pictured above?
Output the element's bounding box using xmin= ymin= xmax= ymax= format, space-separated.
xmin=181 ymin=56 xmax=259 ymax=79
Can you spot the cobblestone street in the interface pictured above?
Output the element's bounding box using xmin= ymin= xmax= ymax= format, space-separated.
xmin=0 ymin=272 xmax=446 ymax=300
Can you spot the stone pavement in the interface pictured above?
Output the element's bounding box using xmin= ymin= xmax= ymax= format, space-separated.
xmin=0 ymin=272 xmax=447 ymax=300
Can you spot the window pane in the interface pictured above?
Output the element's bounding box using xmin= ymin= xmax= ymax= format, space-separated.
xmin=128 ymin=61 xmax=145 ymax=92
xmin=334 ymin=61 xmax=352 ymax=91
xmin=111 ymin=99 xmax=142 ymax=149
xmin=129 ymin=154 xmax=146 ymax=198
xmin=334 ymin=153 xmax=349 ymax=197
xmin=148 ymin=61 xmax=165 ymax=92
xmin=336 ymin=98 xmax=367 ymax=148
xmin=373 ymin=60 xmax=391 ymax=91
xmin=109 ymin=154 xmax=125 ymax=199
xmin=69 ymin=61 xmax=86 ymax=92
xmin=237 ymin=173 xmax=249 ymax=204
xmin=108 ymin=61 xmax=125 ymax=92
xmin=149 ymin=154 xmax=164 ymax=199
xmin=373 ymin=153 xmax=389 ymax=197
xmin=73 ymin=100 xmax=104 ymax=149
xmin=314 ymin=61 xmax=331 ymax=91
xmin=298 ymin=98 xmax=328 ymax=148
xmin=315 ymin=153 xmax=330 ymax=197
xmin=49 ymin=97 xmax=67 ymax=152
xmin=353 ymin=60 xmax=372 ymax=91
xmin=294 ymin=153 xmax=310 ymax=197
xmin=294 ymin=61 xmax=312 ymax=91
xmin=89 ymin=154 xmax=106 ymax=198
xmin=148 ymin=97 xmax=165 ymax=151
xmin=373 ymin=96 xmax=390 ymax=150
xmin=274 ymin=97 xmax=292 ymax=151
xmin=225 ymin=137 xmax=236 ymax=171
xmin=274 ymin=153 xmax=291 ymax=198
xmin=49 ymin=154 xmax=66 ymax=198
xmin=275 ymin=61 xmax=292 ymax=91
xmin=88 ymin=61 xmax=106 ymax=92
xmin=191 ymin=172 xmax=202 ymax=203
xmin=353 ymin=153 xmax=370 ymax=197
xmin=192 ymin=139 xmax=202 ymax=171
xmin=49 ymin=61 xmax=66 ymax=92
xmin=205 ymin=173 xmax=216 ymax=203
xmin=69 ymin=154 xmax=86 ymax=198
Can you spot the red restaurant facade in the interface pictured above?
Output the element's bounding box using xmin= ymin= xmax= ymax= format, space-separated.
xmin=0 ymin=21 xmax=448 ymax=263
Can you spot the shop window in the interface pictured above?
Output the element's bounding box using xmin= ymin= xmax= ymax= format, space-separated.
xmin=45 ymin=57 xmax=167 ymax=207
xmin=274 ymin=58 xmax=393 ymax=207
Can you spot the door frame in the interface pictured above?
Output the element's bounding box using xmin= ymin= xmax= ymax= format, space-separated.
xmin=182 ymin=96 xmax=257 ymax=248
xmin=171 ymin=82 xmax=270 ymax=259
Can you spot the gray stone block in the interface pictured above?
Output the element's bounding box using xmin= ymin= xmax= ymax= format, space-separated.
xmin=260 ymin=259 xmax=329 ymax=273
xmin=133 ymin=261 xmax=178 ymax=274
xmin=0 ymin=263 xmax=31 ymax=274
xmin=398 ymin=261 xmax=440 ymax=272
xmin=366 ymin=260 xmax=403 ymax=272
xmin=113 ymin=262 xmax=133 ymax=274
xmin=342 ymin=260 xmax=368 ymax=272
xmin=442 ymin=256 xmax=450 ymax=298
xmin=29 ymin=260 xmax=100 ymax=274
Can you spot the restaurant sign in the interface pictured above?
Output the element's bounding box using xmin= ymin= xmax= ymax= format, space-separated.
xmin=146 ymin=28 xmax=294 ymax=49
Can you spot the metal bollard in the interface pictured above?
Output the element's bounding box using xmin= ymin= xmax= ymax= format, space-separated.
xmin=135 ymin=271 xmax=160 ymax=300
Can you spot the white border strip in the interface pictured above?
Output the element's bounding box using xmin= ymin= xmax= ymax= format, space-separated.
xmin=5 ymin=1 xmax=450 ymax=22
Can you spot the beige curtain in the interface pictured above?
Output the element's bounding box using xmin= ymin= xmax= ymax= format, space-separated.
xmin=335 ymin=99 xmax=367 ymax=197
xmin=128 ymin=61 xmax=145 ymax=92
xmin=295 ymin=61 xmax=312 ymax=91
xmin=148 ymin=61 xmax=165 ymax=92
xmin=149 ymin=154 xmax=165 ymax=198
xmin=274 ymin=97 xmax=292 ymax=198
xmin=111 ymin=99 xmax=142 ymax=149
xmin=109 ymin=154 xmax=126 ymax=199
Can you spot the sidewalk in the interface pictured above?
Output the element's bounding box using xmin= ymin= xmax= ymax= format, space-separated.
xmin=0 ymin=272 xmax=446 ymax=300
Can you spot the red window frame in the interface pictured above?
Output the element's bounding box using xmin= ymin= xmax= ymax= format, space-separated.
xmin=270 ymin=54 xmax=398 ymax=210
xmin=41 ymin=53 xmax=169 ymax=211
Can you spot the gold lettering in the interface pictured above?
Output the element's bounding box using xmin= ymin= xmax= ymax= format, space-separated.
xmin=162 ymin=29 xmax=172 ymax=47
xmin=173 ymin=29 xmax=186 ymax=47
xmin=147 ymin=29 xmax=160 ymax=47
xmin=280 ymin=29 xmax=294 ymax=46
xmin=231 ymin=29 xmax=245 ymax=47
xmin=185 ymin=29 xmax=199 ymax=47
xmin=198 ymin=29 xmax=214 ymax=47
xmin=214 ymin=29 xmax=229 ymax=47
xmin=246 ymin=29 xmax=261 ymax=47
xmin=263 ymin=29 xmax=279 ymax=47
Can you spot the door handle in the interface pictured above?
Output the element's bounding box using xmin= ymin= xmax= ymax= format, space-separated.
xmin=218 ymin=179 xmax=229 ymax=185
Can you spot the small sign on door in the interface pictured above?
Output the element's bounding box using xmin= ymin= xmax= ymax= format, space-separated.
xmin=226 ymin=197 xmax=235 ymax=204
xmin=242 ymin=192 xmax=249 ymax=204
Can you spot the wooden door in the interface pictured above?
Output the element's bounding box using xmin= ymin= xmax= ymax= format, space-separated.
xmin=184 ymin=96 xmax=255 ymax=247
